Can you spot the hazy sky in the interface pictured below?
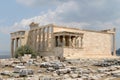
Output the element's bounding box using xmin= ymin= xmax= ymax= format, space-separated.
xmin=0 ymin=0 xmax=120 ymax=54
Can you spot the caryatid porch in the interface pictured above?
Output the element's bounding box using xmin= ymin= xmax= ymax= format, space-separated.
xmin=54 ymin=31 xmax=84 ymax=48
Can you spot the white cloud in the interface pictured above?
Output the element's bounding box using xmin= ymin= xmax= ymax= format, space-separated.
xmin=16 ymin=0 xmax=37 ymax=6
xmin=1 ymin=0 xmax=120 ymax=34
xmin=16 ymin=0 xmax=67 ymax=7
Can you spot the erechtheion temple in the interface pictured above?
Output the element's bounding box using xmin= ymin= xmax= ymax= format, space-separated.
xmin=10 ymin=22 xmax=116 ymax=58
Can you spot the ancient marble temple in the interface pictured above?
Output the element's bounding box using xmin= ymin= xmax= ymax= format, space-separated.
xmin=10 ymin=22 xmax=116 ymax=59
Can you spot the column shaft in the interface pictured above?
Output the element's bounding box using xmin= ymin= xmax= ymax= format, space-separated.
xmin=81 ymin=37 xmax=83 ymax=48
xmin=38 ymin=29 xmax=41 ymax=51
xmin=63 ymin=35 xmax=65 ymax=47
xmin=34 ymin=30 xmax=37 ymax=51
xmin=69 ymin=36 xmax=71 ymax=47
xmin=15 ymin=38 xmax=18 ymax=50
xmin=47 ymin=27 xmax=49 ymax=50
xmin=20 ymin=37 xmax=22 ymax=47
xmin=113 ymin=33 xmax=116 ymax=55
xmin=36 ymin=30 xmax=38 ymax=51
xmin=43 ymin=28 xmax=45 ymax=50
xmin=31 ymin=31 xmax=33 ymax=48
xmin=11 ymin=39 xmax=14 ymax=57
xmin=51 ymin=26 xmax=54 ymax=49
xmin=74 ymin=37 xmax=77 ymax=48
xmin=58 ymin=36 xmax=60 ymax=46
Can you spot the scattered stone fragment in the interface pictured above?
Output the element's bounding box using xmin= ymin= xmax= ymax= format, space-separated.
xmin=19 ymin=69 xmax=34 ymax=77
xmin=70 ymin=73 xmax=78 ymax=78
xmin=56 ymin=68 xmax=71 ymax=75
xmin=111 ymin=70 xmax=120 ymax=77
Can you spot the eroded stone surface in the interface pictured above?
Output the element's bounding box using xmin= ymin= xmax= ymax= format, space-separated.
xmin=0 ymin=57 xmax=120 ymax=80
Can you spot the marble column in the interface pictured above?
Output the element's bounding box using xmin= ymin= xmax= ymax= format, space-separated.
xmin=38 ymin=29 xmax=41 ymax=51
xmin=81 ymin=36 xmax=83 ymax=48
xmin=37 ymin=29 xmax=39 ymax=51
xmin=74 ymin=36 xmax=77 ymax=48
xmin=69 ymin=36 xmax=72 ymax=47
xmin=32 ymin=30 xmax=34 ymax=48
xmin=58 ymin=36 xmax=60 ymax=46
xmin=57 ymin=36 xmax=60 ymax=47
xmin=15 ymin=38 xmax=18 ymax=49
xmin=30 ymin=30 xmax=33 ymax=48
xmin=43 ymin=28 xmax=45 ymax=50
xmin=113 ymin=33 xmax=116 ymax=56
xmin=78 ymin=36 xmax=81 ymax=48
xmin=20 ymin=37 xmax=22 ymax=47
xmin=51 ymin=26 xmax=54 ymax=49
xmin=47 ymin=27 xmax=49 ymax=50
xmin=63 ymin=35 xmax=65 ymax=47
xmin=35 ymin=29 xmax=37 ymax=51
xmin=11 ymin=39 xmax=14 ymax=57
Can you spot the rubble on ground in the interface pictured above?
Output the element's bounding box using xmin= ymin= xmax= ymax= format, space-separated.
xmin=0 ymin=55 xmax=120 ymax=80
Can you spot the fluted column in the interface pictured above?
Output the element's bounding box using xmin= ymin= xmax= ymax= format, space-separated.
xmin=113 ymin=33 xmax=116 ymax=56
xmin=81 ymin=37 xmax=83 ymax=48
xmin=20 ymin=37 xmax=22 ymax=47
xmin=29 ymin=30 xmax=34 ymax=48
xmin=63 ymin=35 xmax=65 ymax=47
xmin=36 ymin=29 xmax=39 ymax=52
xmin=11 ymin=39 xmax=14 ymax=57
xmin=78 ymin=36 xmax=81 ymax=48
xmin=58 ymin=36 xmax=60 ymax=46
xmin=47 ymin=27 xmax=49 ymax=50
xmin=51 ymin=26 xmax=54 ymax=49
xmin=38 ymin=29 xmax=41 ymax=51
xmin=69 ymin=36 xmax=72 ymax=47
xmin=56 ymin=36 xmax=60 ymax=47
xmin=74 ymin=36 xmax=76 ymax=48
xmin=43 ymin=28 xmax=45 ymax=50
xmin=15 ymin=38 xmax=18 ymax=50
xmin=34 ymin=30 xmax=37 ymax=51
xmin=32 ymin=30 xmax=35 ymax=49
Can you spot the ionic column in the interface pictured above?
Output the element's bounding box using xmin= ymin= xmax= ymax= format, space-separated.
xmin=78 ymin=36 xmax=81 ymax=48
xmin=69 ymin=36 xmax=72 ymax=47
xmin=58 ymin=36 xmax=60 ymax=46
xmin=20 ymin=37 xmax=22 ymax=47
xmin=72 ymin=37 xmax=75 ymax=48
xmin=11 ymin=39 xmax=14 ymax=57
xmin=33 ymin=30 xmax=35 ymax=50
xmin=34 ymin=30 xmax=37 ymax=51
xmin=30 ymin=30 xmax=33 ymax=48
xmin=51 ymin=26 xmax=54 ymax=49
xmin=81 ymin=37 xmax=83 ymax=48
xmin=56 ymin=36 xmax=60 ymax=47
xmin=32 ymin=30 xmax=35 ymax=49
xmin=74 ymin=36 xmax=77 ymax=48
xmin=47 ymin=27 xmax=49 ymax=50
xmin=113 ymin=33 xmax=116 ymax=56
xmin=43 ymin=28 xmax=45 ymax=51
xmin=63 ymin=35 xmax=65 ymax=47
xmin=41 ymin=28 xmax=43 ymax=50
xmin=15 ymin=38 xmax=18 ymax=50
xmin=38 ymin=29 xmax=41 ymax=51
xmin=36 ymin=29 xmax=39 ymax=51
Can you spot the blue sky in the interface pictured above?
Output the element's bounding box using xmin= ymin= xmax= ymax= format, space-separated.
xmin=0 ymin=0 xmax=120 ymax=54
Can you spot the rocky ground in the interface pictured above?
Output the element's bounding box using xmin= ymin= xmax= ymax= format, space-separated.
xmin=0 ymin=55 xmax=120 ymax=80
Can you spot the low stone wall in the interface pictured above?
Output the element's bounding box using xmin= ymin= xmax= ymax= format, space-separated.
xmin=63 ymin=47 xmax=114 ymax=59
xmin=38 ymin=51 xmax=54 ymax=57
xmin=38 ymin=47 xmax=63 ymax=57
xmin=63 ymin=47 xmax=85 ymax=59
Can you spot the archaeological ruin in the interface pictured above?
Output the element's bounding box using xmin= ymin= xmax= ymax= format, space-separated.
xmin=10 ymin=22 xmax=116 ymax=59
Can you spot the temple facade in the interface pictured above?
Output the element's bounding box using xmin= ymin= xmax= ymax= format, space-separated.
xmin=10 ymin=22 xmax=116 ymax=58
